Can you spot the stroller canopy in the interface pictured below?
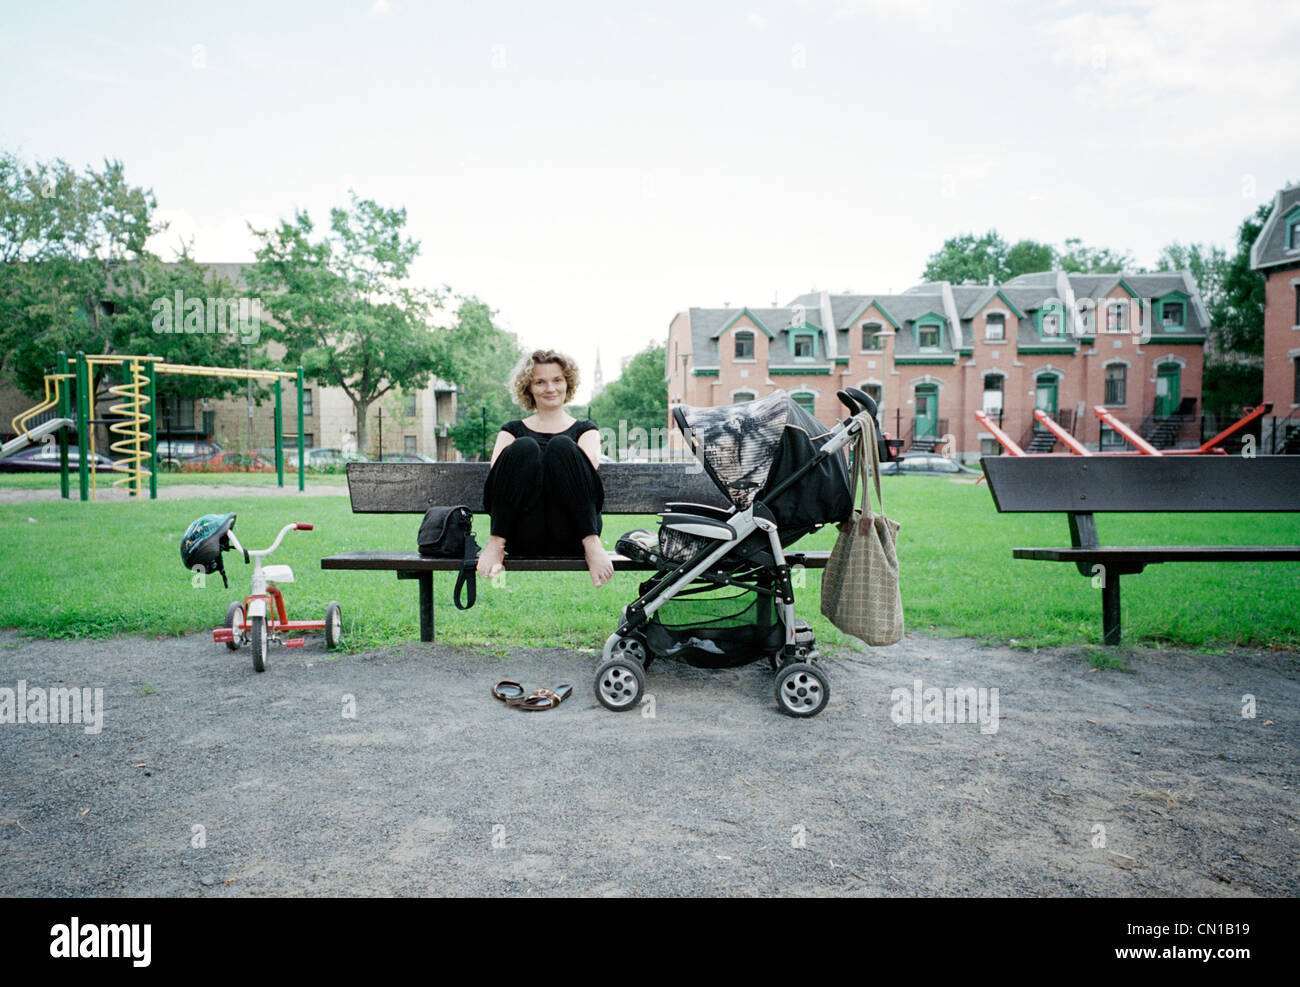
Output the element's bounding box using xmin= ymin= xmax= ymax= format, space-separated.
xmin=673 ymin=390 xmax=852 ymax=528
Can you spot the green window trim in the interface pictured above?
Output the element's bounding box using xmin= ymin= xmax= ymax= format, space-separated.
xmin=1154 ymin=290 xmax=1189 ymax=331
xmin=714 ymin=309 xmax=774 ymax=339
xmin=692 ymin=368 xmax=720 ymax=377
xmin=1017 ymin=345 xmax=1077 ymax=355
xmin=787 ymin=328 xmax=820 ymax=360
xmin=894 ymin=356 xmax=957 ymax=365
xmin=770 ymin=366 xmax=831 ymax=375
xmin=1033 ymin=302 xmax=1068 ymax=339
xmin=1285 ymin=205 xmax=1300 ymax=249
xmin=834 ymin=357 xmax=849 ymax=365
xmin=913 ymin=314 xmax=945 ymax=350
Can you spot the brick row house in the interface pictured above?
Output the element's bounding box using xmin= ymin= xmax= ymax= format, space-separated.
xmin=666 ymin=270 xmax=1209 ymax=460
xmin=1252 ymin=184 xmax=1300 ymax=453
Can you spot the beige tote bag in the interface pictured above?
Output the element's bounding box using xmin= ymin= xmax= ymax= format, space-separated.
xmin=819 ymin=414 xmax=903 ymax=645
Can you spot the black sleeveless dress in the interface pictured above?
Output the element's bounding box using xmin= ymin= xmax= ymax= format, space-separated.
xmin=482 ymin=419 xmax=604 ymax=556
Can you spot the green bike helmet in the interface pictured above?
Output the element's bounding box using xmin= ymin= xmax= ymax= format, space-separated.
xmin=180 ymin=512 xmax=237 ymax=587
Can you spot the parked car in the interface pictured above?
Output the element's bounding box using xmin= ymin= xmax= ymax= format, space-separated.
xmin=0 ymin=444 xmax=122 ymax=473
xmin=878 ymin=452 xmax=981 ymax=476
xmin=180 ymin=451 xmax=276 ymax=473
xmin=376 ymin=453 xmax=436 ymax=463
xmin=285 ymin=447 xmax=371 ymax=471
xmin=156 ymin=438 xmax=221 ymax=470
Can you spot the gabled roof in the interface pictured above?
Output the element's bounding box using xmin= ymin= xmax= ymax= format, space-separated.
xmin=1252 ymin=185 xmax=1300 ymax=271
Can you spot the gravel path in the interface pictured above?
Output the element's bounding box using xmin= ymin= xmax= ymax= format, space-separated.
xmin=1 ymin=628 xmax=1296 ymax=897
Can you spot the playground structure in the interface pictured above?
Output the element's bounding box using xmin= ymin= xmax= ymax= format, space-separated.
xmin=975 ymin=402 xmax=1273 ymax=457
xmin=8 ymin=350 xmax=307 ymax=500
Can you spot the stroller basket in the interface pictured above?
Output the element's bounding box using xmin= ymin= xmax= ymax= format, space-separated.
xmin=641 ymin=580 xmax=783 ymax=669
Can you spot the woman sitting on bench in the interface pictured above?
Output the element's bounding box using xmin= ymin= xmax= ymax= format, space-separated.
xmin=476 ymin=348 xmax=615 ymax=587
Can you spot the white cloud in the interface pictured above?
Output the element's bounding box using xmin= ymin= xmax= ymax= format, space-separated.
xmin=147 ymin=209 xmax=275 ymax=262
xmin=747 ymin=12 xmax=769 ymax=29
xmin=1044 ymin=0 xmax=1300 ymax=149
xmin=370 ymin=0 xmax=393 ymax=16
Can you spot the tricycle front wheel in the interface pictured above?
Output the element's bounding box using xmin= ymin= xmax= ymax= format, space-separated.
xmin=251 ymin=615 xmax=268 ymax=672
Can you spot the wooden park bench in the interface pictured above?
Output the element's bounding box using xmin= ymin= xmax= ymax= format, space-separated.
xmin=981 ymin=455 xmax=1300 ymax=645
xmin=320 ymin=462 xmax=832 ymax=642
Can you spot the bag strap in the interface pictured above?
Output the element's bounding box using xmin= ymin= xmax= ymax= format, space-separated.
xmin=454 ymin=529 xmax=480 ymax=611
xmin=848 ymin=414 xmax=885 ymax=522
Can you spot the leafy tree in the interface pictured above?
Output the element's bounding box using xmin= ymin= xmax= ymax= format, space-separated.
xmin=920 ymin=230 xmax=1131 ymax=283
xmin=589 ymin=342 xmax=668 ymax=458
xmin=920 ymin=230 xmax=1011 ymax=284
xmin=1056 ymin=238 xmax=1132 ymax=274
xmin=1153 ymin=204 xmax=1272 ymax=415
xmin=444 ymin=298 xmax=523 ymax=461
xmin=246 ymin=192 xmax=449 ymax=454
xmin=1213 ymin=203 xmax=1272 ymax=356
xmin=0 ymin=152 xmax=259 ymax=425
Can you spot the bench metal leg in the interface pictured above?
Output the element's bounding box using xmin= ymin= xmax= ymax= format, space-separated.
xmin=1102 ymin=575 xmax=1121 ymax=646
xmin=397 ymin=571 xmax=435 ymax=643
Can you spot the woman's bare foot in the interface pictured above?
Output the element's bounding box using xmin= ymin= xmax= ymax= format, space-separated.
xmin=477 ymin=535 xmax=506 ymax=580
xmin=582 ymin=535 xmax=614 ymax=587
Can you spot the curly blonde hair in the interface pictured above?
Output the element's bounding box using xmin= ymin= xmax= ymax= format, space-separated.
xmin=510 ymin=349 xmax=580 ymax=411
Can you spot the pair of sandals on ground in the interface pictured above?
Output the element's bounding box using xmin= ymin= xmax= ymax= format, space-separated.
xmin=492 ymin=680 xmax=574 ymax=711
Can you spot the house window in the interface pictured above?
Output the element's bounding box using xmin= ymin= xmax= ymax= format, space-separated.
xmin=792 ymin=392 xmax=816 ymax=417
xmin=1294 ymin=286 xmax=1299 ymax=326
xmin=159 ymin=396 xmax=195 ymax=430
xmin=406 ymin=392 xmax=418 ymax=416
xmin=303 ymin=434 xmax=315 ymax=449
xmin=405 ymin=435 xmax=416 ymax=455
xmin=918 ymin=324 xmax=940 ymax=349
xmin=1099 ymin=425 xmax=1126 ymax=450
xmin=981 ymin=438 xmax=1001 ymax=457
xmin=985 ymin=313 xmax=1005 ymax=341
xmin=982 ymin=374 xmax=1003 ymax=414
xmin=793 ymin=335 xmax=814 ymax=359
xmin=1161 ymin=302 xmax=1184 ymax=328
xmin=1290 ymin=217 xmax=1300 ymax=249
xmin=862 ymin=383 xmax=883 ymax=408
xmin=303 ymin=388 xmax=313 ymax=416
xmin=1294 ymin=358 xmax=1300 ymax=405
xmin=734 ymin=331 xmax=754 ymax=360
xmin=1106 ymin=303 xmax=1127 ymax=333
xmin=1105 ymin=364 xmax=1127 ymax=405
xmin=1042 ymin=313 xmax=1061 ymax=336
xmin=861 ymin=323 xmax=884 ymax=350
xmin=733 ymin=390 xmax=757 ymax=403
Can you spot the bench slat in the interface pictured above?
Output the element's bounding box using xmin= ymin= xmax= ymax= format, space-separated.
xmin=345 ymin=462 xmax=730 ymax=514
xmin=322 ymin=550 xmax=831 ymax=572
xmin=1014 ymin=546 xmax=1300 ymax=563
xmin=982 ymin=455 xmax=1300 ymax=513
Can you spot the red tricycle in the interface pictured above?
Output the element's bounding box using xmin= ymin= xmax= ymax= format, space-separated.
xmin=210 ymin=521 xmax=343 ymax=671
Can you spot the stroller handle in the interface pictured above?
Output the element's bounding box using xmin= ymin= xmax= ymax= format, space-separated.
xmin=844 ymin=386 xmax=879 ymax=421
xmin=836 ymin=390 xmax=862 ymax=416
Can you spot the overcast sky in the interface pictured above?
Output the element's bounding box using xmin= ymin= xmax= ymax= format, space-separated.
xmin=3 ymin=0 xmax=1297 ymax=401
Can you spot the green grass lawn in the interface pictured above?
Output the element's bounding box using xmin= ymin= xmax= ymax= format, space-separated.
xmin=1 ymin=478 xmax=1297 ymax=652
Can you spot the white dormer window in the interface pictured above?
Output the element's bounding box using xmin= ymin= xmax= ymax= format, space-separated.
xmin=918 ymin=325 xmax=940 ymax=349
xmin=793 ymin=336 xmax=814 ymax=359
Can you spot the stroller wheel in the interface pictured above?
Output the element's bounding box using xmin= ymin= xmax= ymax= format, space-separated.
xmin=595 ymin=657 xmax=645 ymax=712
xmin=775 ymin=662 xmax=829 ymax=718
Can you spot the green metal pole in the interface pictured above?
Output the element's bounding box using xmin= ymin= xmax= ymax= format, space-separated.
xmin=75 ymin=352 xmax=90 ymax=502
xmin=56 ymin=351 xmax=69 ymax=499
xmin=147 ymin=358 xmax=158 ymax=500
xmin=274 ymin=376 xmax=284 ymax=488
xmin=296 ymin=367 xmax=305 ymax=492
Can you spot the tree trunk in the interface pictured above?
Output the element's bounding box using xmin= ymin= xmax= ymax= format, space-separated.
xmin=353 ymin=398 xmax=371 ymax=457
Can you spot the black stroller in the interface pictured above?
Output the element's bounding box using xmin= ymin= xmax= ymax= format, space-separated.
xmin=595 ymin=387 xmax=884 ymax=717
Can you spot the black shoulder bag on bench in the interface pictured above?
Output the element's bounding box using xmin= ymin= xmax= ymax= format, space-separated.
xmin=417 ymin=506 xmax=480 ymax=610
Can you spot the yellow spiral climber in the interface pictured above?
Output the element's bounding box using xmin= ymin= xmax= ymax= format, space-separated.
xmin=97 ymin=358 xmax=153 ymax=497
